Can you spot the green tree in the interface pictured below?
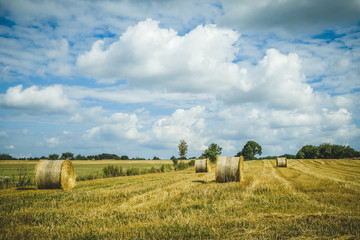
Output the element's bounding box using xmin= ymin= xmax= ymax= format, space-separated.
xmin=201 ymin=143 xmax=222 ymax=162
xmin=171 ymin=156 xmax=178 ymax=166
xmin=318 ymin=143 xmax=332 ymax=159
xmin=178 ymin=139 xmax=188 ymax=159
xmin=236 ymin=141 xmax=262 ymax=160
xmin=49 ymin=154 xmax=59 ymax=160
xmin=0 ymin=154 xmax=14 ymax=160
xmin=75 ymin=154 xmax=87 ymax=160
xmin=296 ymin=145 xmax=318 ymax=159
xmin=61 ymin=152 xmax=74 ymax=160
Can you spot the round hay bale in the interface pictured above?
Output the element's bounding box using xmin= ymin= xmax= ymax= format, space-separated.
xmin=216 ymin=156 xmax=244 ymax=183
xmin=276 ymin=157 xmax=287 ymax=167
xmin=35 ymin=159 xmax=75 ymax=190
xmin=195 ymin=158 xmax=211 ymax=173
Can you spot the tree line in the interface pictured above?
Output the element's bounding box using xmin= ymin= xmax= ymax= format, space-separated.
xmin=1 ymin=141 xmax=359 ymax=161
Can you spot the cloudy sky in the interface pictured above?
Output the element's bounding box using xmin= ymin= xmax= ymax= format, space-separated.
xmin=0 ymin=0 xmax=359 ymax=159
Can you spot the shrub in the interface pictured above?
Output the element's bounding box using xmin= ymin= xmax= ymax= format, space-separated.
xmin=0 ymin=176 xmax=11 ymax=189
xmin=103 ymin=165 xmax=124 ymax=178
xmin=126 ymin=168 xmax=140 ymax=176
xmin=175 ymin=161 xmax=188 ymax=171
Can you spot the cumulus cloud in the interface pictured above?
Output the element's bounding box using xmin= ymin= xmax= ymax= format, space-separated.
xmin=222 ymin=48 xmax=318 ymax=110
xmin=5 ymin=145 xmax=15 ymax=150
xmin=0 ymin=85 xmax=77 ymax=113
xmin=77 ymin=18 xmax=246 ymax=92
xmin=149 ymin=106 xmax=208 ymax=151
xmin=83 ymin=112 xmax=141 ymax=141
xmin=44 ymin=137 xmax=60 ymax=147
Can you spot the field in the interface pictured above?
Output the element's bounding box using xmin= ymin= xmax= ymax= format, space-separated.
xmin=0 ymin=160 xmax=174 ymax=181
xmin=1 ymin=159 xmax=360 ymax=239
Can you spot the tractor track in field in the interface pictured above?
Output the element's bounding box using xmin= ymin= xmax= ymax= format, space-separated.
xmin=265 ymin=160 xmax=319 ymax=207
xmin=292 ymin=160 xmax=360 ymax=187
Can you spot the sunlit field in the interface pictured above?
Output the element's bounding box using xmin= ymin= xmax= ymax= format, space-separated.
xmin=0 ymin=159 xmax=173 ymax=181
xmin=1 ymin=159 xmax=360 ymax=239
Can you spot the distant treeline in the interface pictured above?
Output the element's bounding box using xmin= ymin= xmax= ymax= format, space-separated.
xmin=259 ymin=143 xmax=360 ymax=160
xmin=0 ymin=153 xmax=156 ymax=161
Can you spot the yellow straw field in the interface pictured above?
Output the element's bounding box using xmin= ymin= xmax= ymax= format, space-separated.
xmin=1 ymin=159 xmax=359 ymax=239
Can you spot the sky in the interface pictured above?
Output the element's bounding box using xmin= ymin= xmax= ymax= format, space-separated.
xmin=0 ymin=0 xmax=359 ymax=159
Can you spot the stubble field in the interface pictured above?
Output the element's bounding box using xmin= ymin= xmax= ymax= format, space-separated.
xmin=1 ymin=159 xmax=360 ymax=239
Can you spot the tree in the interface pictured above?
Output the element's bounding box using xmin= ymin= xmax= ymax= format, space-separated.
xmin=49 ymin=154 xmax=59 ymax=160
xmin=178 ymin=139 xmax=188 ymax=159
xmin=0 ymin=154 xmax=14 ymax=160
xmin=75 ymin=154 xmax=87 ymax=160
xmin=296 ymin=145 xmax=318 ymax=159
xmin=201 ymin=143 xmax=222 ymax=162
xmin=61 ymin=152 xmax=74 ymax=160
xmin=171 ymin=156 xmax=178 ymax=166
xmin=318 ymin=143 xmax=332 ymax=159
xmin=236 ymin=141 xmax=262 ymax=160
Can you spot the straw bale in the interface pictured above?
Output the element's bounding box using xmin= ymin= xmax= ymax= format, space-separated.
xmin=35 ymin=159 xmax=75 ymax=190
xmin=216 ymin=156 xmax=244 ymax=183
xmin=195 ymin=158 xmax=211 ymax=173
xmin=276 ymin=157 xmax=287 ymax=167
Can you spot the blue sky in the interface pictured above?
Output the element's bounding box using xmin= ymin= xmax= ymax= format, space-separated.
xmin=0 ymin=0 xmax=359 ymax=159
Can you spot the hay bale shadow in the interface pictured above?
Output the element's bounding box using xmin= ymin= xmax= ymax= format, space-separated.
xmin=192 ymin=180 xmax=216 ymax=184
xmin=16 ymin=187 xmax=37 ymax=190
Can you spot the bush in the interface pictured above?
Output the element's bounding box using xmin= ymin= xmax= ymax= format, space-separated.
xmin=0 ymin=176 xmax=11 ymax=189
xmin=126 ymin=168 xmax=140 ymax=176
xmin=175 ymin=161 xmax=188 ymax=171
xmin=188 ymin=160 xmax=195 ymax=166
xmin=103 ymin=165 xmax=124 ymax=178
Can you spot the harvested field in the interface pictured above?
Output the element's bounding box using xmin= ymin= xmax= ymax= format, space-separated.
xmin=1 ymin=159 xmax=359 ymax=239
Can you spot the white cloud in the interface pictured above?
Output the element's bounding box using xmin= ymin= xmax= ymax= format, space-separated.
xmin=149 ymin=106 xmax=208 ymax=151
xmin=5 ymin=145 xmax=15 ymax=150
xmin=0 ymin=85 xmax=77 ymax=113
xmin=83 ymin=112 xmax=141 ymax=141
xmin=44 ymin=137 xmax=60 ymax=147
xmin=0 ymin=131 xmax=9 ymax=137
xmin=77 ymin=19 xmax=246 ymax=92
xmin=222 ymin=48 xmax=319 ymax=110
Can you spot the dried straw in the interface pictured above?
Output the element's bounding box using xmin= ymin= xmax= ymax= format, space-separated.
xmin=35 ymin=159 xmax=76 ymax=190
xmin=195 ymin=158 xmax=211 ymax=173
xmin=276 ymin=157 xmax=287 ymax=167
xmin=216 ymin=156 xmax=244 ymax=183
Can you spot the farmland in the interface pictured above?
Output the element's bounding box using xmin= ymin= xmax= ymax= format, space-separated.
xmin=1 ymin=159 xmax=360 ymax=239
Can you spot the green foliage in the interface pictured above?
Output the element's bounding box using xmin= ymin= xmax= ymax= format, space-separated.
xmin=296 ymin=145 xmax=318 ymax=159
xmin=174 ymin=162 xmax=188 ymax=171
xmin=236 ymin=141 xmax=262 ymax=160
xmin=61 ymin=152 xmax=74 ymax=160
xmin=0 ymin=176 xmax=11 ymax=189
xmin=153 ymin=156 xmax=160 ymax=160
xmin=0 ymin=153 xmax=14 ymax=160
xmin=126 ymin=168 xmax=140 ymax=176
xmin=49 ymin=154 xmax=59 ymax=160
xmin=75 ymin=154 xmax=87 ymax=160
xmin=103 ymin=165 xmax=125 ymax=177
xmin=174 ymin=160 xmax=195 ymax=171
xmin=201 ymin=143 xmax=222 ymax=162
xmin=171 ymin=156 xmax=179 ymax=166
xmin=178 ymin=139 xmax=188 ymax=159
xmin=296 ymin=143 xmax=357 ymax=159
xmin=120 ymin=155 xmax=129 ymax=160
